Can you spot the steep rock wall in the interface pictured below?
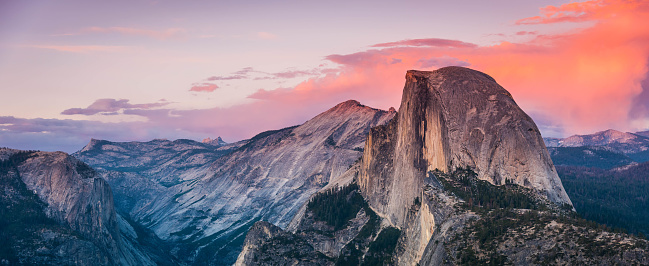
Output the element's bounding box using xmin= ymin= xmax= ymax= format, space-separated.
xmin=359 ymin=67 xmax=572 ymax=228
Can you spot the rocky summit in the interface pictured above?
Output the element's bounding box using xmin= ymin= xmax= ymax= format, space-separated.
xmin=359 ymin=67 xmax=571 ymax=229
xmin=74 ymin=100 xmax=395 ymax=265
xmin=238 ymin=67 xmax=649 ymax=265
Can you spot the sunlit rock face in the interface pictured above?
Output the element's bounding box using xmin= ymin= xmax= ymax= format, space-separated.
xmin=359 ymin=66 xmax=572 ymax=227
xmin=75 ymin=100 xmax=395 ymax=265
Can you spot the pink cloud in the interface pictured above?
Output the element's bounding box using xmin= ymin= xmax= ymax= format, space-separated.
xmin=515 ymin=31 xmax=538 ymax=36
xmin=416 ymin=56 xmax=470 ymax=69
xmin=61 ymin=99 xmax=169 ymax=115
xmin=515 ymin=0 xmax=649 ymax=25
xmin=8 ymin=0 xmax=649 ymax=154
xmin=189 ymin=83 xmax=219 ymax=92
xmin=371 ymin=38 xmax=477 ymax=48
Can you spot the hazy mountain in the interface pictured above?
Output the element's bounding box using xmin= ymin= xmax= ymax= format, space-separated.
xmin=544 ymin=129 xmax=649 ymax=167
xmin=238 ymin=67 xmax=649 ymax=265
xmin=74 ymin=100 xmax=395 ymax=265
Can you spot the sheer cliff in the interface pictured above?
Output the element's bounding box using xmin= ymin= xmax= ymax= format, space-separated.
xmin=0 ymin=148 xmax=170 ymax=265
xmin=358 ymin=67 xmax=572 ymax=228
xmin=234 ymin=67 xmax=649 ymax=266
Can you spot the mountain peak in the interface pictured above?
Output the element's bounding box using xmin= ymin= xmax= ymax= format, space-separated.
xmin=79 ymin=138 xmax=109 ymax=153
xmin=360 ymin=67 xmax=571 ymax=227
xmin=334 ymin=99 xmax=363 ymax=109
xmin=202 ymin=136 xmax=227 ymax=146
xmin=559 ymin=128 xmax=646 ymax=147
xmin=407 ymin=66 xmax=497 ymax=82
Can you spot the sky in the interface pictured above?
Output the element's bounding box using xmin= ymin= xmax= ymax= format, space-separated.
xmin=1 ymin=0 xmax=649 ymax=153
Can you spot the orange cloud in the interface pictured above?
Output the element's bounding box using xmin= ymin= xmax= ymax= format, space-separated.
xmin=251 ymin=0 xmax=649 ymax=136
xmin=31 ymin=0 xmax=649 ymax=147
xmin=516 ymin=0 xmax=649 ymax=25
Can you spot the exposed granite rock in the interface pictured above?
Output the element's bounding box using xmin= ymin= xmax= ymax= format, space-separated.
xmin=0 ymin=148 xmax=161 ymax=265
xmin=238 ymin=68 xmax=649 ymax=266
xmin=234 ymin=221 xmax=333 ymax=266
xmin=75 ymin=100 xmax=395 ymax=265
xmin=359 ymin=67 xmax=572 ymax=231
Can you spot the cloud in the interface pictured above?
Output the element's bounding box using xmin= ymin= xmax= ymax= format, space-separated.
xmin=206 ymin=75 xmax=246 ymax=81
xmin=257 ymin=32 xmax=277 ymax=40
xmin=7 ymin=0 xmax=649 ymax=154
xmin=206 ymin=67 xmax=255 ymax=81
xmin=515 ymin=31 xmax=538 ymax=36
xmin=0 ymin=116 xmax=204 ymax=153
xmin=24 ymin=45 xmax=130 ymax=53
xmin=83 ymin=26 xmax=187 ymax=40
xmin=515 ymin=0 xmax=649 ymax=25
xmin=416 ymin=56 xmax=470 ymax=69
xmin=190 ymin=83 xmax=219 ymax=92
xmin=372 ymin=38 xmax=478 ymax=48
xmin=61 ymin=99 xmax=169 ymax=116
xmin=204 ymin=66 xmax=333 ymax=82
xmin=269 ymin=69 xmax=318 ymax=79
xmin=257 ymin=0 xmax=649 ymax=136
xmin=233 ymin=67 xmax=255 ymax=75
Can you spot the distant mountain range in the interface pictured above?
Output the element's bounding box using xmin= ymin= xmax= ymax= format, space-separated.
xmin=2 ymin=67 xmax=648 ymax=265
xmin=544 ymin=129 xmax=649 ymax=169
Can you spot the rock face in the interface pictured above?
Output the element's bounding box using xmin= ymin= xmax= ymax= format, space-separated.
xmin=235 ymin=67 xmax=649 ymax=266
xmin=202 ymin=136 xmax=227 ymax=146
xmin=235 ymin=221 xmax=333 ymax=266
xmin=0 ymin=148 xmax=165 ymax=265
xmin=75 ymin=100 xmax=395 ymax=265
xmin=359 ymin=67 xmax=572 ymax=228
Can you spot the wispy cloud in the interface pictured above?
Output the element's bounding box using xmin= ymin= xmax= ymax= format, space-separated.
xmin=416 ymin=56 xmax=470 ymax=69
xmin=204 ymin=66 xmax=331 ymax=82
xmin=83 ymin=26 xmax=187 ymax=40
xmin=515 ymin=0 xmax=649 ymax=25
xmin=371 ymin=38 xmax=477 ymax=48
xmin=24 ymin=45 xmax=130 ymax=53
xmin=206 ymin=75 xmax=246 ymax=81
xmin=515 ymin=31 xmax=538 ymax=36
xmin=189 ymin=83 xmax=219 ymax=92
xmin=61 ymin=98 xmax=169 ymax=116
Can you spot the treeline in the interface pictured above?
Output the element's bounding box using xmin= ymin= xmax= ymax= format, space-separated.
xmin=0 ymin=150 xmax=56 ymax=264
xmin=557 ymin=164 xmax=649 ymax=238
xmin=363 ymin=227 xmax=401 ymax=265
xmin=548 ymin=147 xmax=632 ymax=169
xmin=433 ymin=167 xmax=539 ymax=211
xmin=307 ymin=183 xmax=365 ymax=230
xmin=0 ymin=150 xmax=38 ymax=171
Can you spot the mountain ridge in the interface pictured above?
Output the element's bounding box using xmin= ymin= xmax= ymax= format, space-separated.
xmin=74 ymin=99 xmax=396 ymax=265
xmin=235 ymin=67 xmax=649 ymax=266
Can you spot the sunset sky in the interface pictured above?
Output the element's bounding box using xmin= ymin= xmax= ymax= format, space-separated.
xmin=1 ymin=0 xmax=649 ymax=152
